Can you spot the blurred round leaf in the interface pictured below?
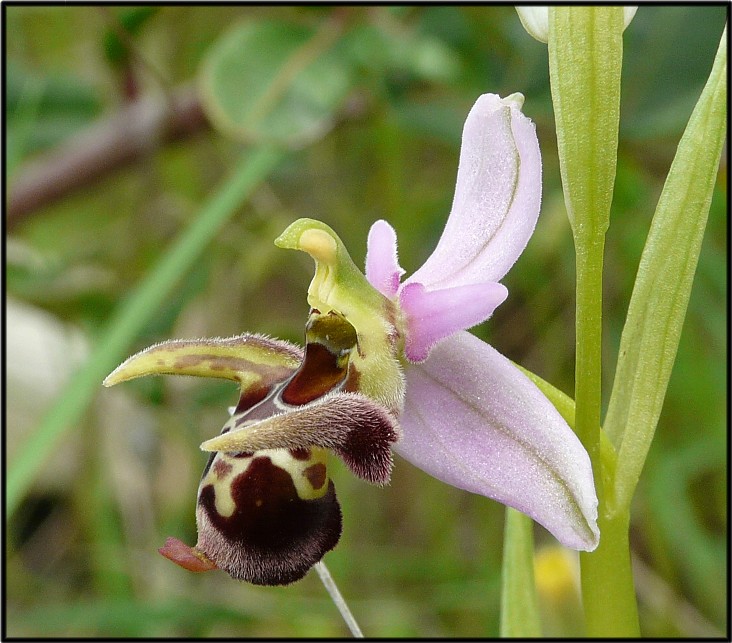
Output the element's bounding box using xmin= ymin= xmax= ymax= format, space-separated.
xmin=199 ymin=21 xmax=352 ymax=147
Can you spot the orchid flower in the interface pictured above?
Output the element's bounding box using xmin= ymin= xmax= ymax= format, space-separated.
xmin=103 ymin=92 xmax=598 ymax=587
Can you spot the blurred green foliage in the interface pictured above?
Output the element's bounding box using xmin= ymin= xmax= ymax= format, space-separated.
xmin=6 ymin=5 xmax=727 ymax=638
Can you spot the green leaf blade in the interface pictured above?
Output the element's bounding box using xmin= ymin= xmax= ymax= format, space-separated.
xmin=500 ymin=508 xmax=541 ymax=638
xmin=605 ymin=26 xmax=727 ymax=510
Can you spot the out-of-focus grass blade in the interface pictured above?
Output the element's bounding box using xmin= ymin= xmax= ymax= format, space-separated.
xmin=6 ymin=146 xmax=283 ymax=516
xmin=8 ymin=598 xmax=255 ymax=637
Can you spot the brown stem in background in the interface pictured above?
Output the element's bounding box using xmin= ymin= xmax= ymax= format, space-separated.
xmin=6 ymin=85 xmax=209 ymax=231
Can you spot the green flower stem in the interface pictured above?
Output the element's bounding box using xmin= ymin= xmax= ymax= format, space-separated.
xmin=500 ymin=508 xmax=541 ymax=637
xmin=6 ymin=146 xmax=284 ymax=516
xmin=579 ymin=507 xmax=637 ymax=635
xmin=520 ymin=254 xmax=642 ymax=640
xmin=548 ymin=7 xmax=639 ymax=636
xmin=517 ymin=363 xmax=638 ymax=636
xmin=573 ymin=243 xmax=605 ymax=486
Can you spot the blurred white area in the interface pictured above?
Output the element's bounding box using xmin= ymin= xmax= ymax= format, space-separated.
xmin=6 ymin=297 xmax=90 ymax=489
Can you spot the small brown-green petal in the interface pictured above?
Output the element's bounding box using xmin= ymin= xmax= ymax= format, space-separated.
xmin=202 ymin=392 xmax=401 ymax=485
xmin=103 ymin=334 xmax=302 ymax=391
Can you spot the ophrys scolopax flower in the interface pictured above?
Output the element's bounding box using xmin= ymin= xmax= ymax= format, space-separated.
xmin=104 ymin=93 xmax=598 ymax=586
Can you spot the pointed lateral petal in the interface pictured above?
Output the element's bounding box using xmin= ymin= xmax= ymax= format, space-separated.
xmin=407 ymin=93 xmax=542 ymax=289
xmin=365 ymin=219 xmax=405 ymax=297
xmin=202 ymin=392 xmax=401 ymax=485
xmin=103 ymin=334 xmax=302 ymax=391
xmin=397 ymin=331 xmax=599 ymax=551
xmin=399 ymin=281 xmax=508 ymax=362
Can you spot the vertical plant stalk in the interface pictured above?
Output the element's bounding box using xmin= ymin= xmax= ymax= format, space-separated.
xmin=314 ymin=561 xmax=364 ymax=638
xmin=573 ymin=242 xmax=605 ymax=480
xmin=548 ymin=7 xmax=640 ymax=636
xmin=6 ymin=145 xmax=284 ymax=516
xmin=580 ymin=506 xmax=638 ymax=633
xmin=500 ymin=508 xmax=541 ymax=637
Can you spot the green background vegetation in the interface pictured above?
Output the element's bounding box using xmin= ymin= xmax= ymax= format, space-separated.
xmin=6 ymin=5 xmax=727 ymax=637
